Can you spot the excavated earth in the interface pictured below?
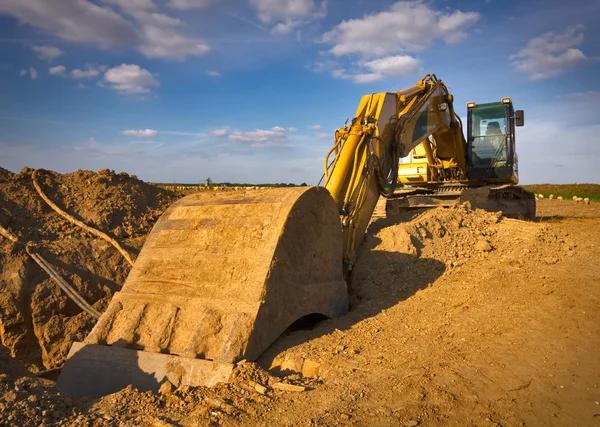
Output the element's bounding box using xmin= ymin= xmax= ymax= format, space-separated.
xmin=1 ymin=169 xmax=599 ymax=427
xmin=0 ymin=167 xmax=180 ymax=371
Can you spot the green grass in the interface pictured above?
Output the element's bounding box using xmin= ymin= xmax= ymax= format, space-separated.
xmin=522 ymin=184 xmax=600 ymax=202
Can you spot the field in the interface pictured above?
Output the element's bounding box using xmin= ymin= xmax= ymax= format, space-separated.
xmin=523 ymin=183 xmax=600 ymax=202
xmin=1 ymin=168 xmax=599 ymax=426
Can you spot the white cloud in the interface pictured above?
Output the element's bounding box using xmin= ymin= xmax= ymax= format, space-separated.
xmin=166 ymin=0 xmax=216 ymax=9
xmin=1 ymin=0 xmax=209 ymax=62
xmin=122 ymin=129 xmax=158 ymax=137
xmin=48 ymin=64 xmax=107 ymax=79
xmin=288 ymin=127 xmax=298 ymax=132
xmin=101 ymin=64 xmax=159 ymax=94
xmin=566 ymin=90 xmax=600 ymax=100
xmin=510 ymin=26 xmax=588 ymax=80
xmin=102 ymin=0 xmax=156 ymax=12
xmin=100 ymin=0 xmax=210 ymax=60
xmin=48 ymin=65 xmax=66 ymax=76
xmin=210 ymin=129 xmax=229 ymax=137
xmin=352 ymin=73 xmax=384 ymax=83
xmin=307 ymin=124 xmax=321 ymax=130
xmin=363 ymin=55 xmax=421 ymax=77
xmin=250 ymin=0 xmax=326 ymax=34
xmin=321 ymin=1 xmax=479 ymax=58
xmin=138 ymin=12 xmax=183 ymax=27
xmin=206 ymin=70 xmax=221 ymax=77
xmin=210 ymin=126 xmax=291 ymax=148
xmin=315 ymin=132 xmax=330 ymax=140
xmin=31 ymin=45 xmax=64 ymax=61
xmin=70 ymin=66 xmax=106 ymax=79
xmin=229 ymin=126 xmax=286 ymax=143
xmin=102 ymin=0 xmax=181 ymax=26
xmin=18 ymin=68 xmax=39 ymax=79
xmin=330 ymin=54 xmax=421 ymax=84
xmin=138 ymin=25 xmax=210 ymax=60
xmin=0 ymin=0 xmax=138 ymax=47
xmin=332 ymin=69 xmax=384 ymax=84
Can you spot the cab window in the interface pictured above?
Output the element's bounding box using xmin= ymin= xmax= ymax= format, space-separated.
xmin=470 ymin=105 xmax=508 ymax=168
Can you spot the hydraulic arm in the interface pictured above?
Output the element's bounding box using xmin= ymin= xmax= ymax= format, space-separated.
xmin=323 ymin=74 xmax=467 ymax=271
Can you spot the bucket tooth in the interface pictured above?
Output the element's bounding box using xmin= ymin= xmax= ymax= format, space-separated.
xmin=58 ymin=186 xmax=348 ymax=397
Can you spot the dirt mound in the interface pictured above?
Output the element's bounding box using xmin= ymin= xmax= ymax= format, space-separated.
xmin=260 ymin=203 xmax=575 ymax=377
xmin=0 ymin=168 xmax=179 ymax=369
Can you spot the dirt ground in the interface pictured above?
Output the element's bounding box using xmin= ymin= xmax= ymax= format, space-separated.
xmin=1 ymin=173 xmax=599 ymax=426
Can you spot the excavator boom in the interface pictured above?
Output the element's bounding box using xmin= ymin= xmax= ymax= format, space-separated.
xmin=324 ymin=74 xmax=467 ymax=269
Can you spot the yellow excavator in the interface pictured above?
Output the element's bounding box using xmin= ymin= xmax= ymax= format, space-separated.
xmin=57 ymin=74 xmax=534 ymax=397
xmin=388 ymin=88 xmax=535 ymax=218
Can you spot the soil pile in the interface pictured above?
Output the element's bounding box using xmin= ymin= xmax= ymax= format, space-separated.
xmin=349 ymin=204 xmax=573 ymax=313
xmin=0 ymin=167 xmax=179 ymax=369
xmin=264 ymin=204 xmax=574 ymax=364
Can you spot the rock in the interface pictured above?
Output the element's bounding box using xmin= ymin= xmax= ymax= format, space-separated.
xmin=406 ymin=421 xmax=419 ymax=427
xmin=272 ymin=382 xmax=306 ymax=392
xmin=112 ymin=226 xmax=129 ymax=238
xmin=159 ymin=380 xmax=174 ymax=395
xmin=475 ymin=239 xmax=492 ymax=252
xmin=253 ymin=382 xmax=268 ymax=395
xmin=302 ymin=359 xmax=321 ymax=377
xmin=51 ymin=410 xmax=63 ymax=419
xmin=204 ymin=396 xmax=237 ymax=414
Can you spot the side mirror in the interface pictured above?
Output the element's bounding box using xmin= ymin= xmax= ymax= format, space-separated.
xmin=515 ymin=110 xmax=524 ymax=127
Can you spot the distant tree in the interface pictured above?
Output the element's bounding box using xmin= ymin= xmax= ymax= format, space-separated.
xmin=300 ymin=182 xmax=308 ymax=186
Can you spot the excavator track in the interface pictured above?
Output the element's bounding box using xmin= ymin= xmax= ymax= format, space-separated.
xmin=57 ymin=187 xmax=348 ymax=397
xmin=385 ymin=185 xmax=536 ymax=219
xmin=460 ymin=184 xmax=536 ymax=219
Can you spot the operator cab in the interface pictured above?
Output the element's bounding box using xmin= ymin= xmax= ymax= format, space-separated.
xmin=466 ymin=98 xmax=524 ymax=184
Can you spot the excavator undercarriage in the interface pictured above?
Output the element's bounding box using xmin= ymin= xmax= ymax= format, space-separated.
xmin=384 ymin=184 xmax=536 ymax=219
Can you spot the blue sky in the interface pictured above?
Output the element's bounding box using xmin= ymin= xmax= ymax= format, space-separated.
xmin=0 ymin=0 xmax=598 ymax=184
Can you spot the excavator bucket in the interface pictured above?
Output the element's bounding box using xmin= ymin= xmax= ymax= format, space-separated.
xmin=57 ymin=187 xmax=347 ymax=397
